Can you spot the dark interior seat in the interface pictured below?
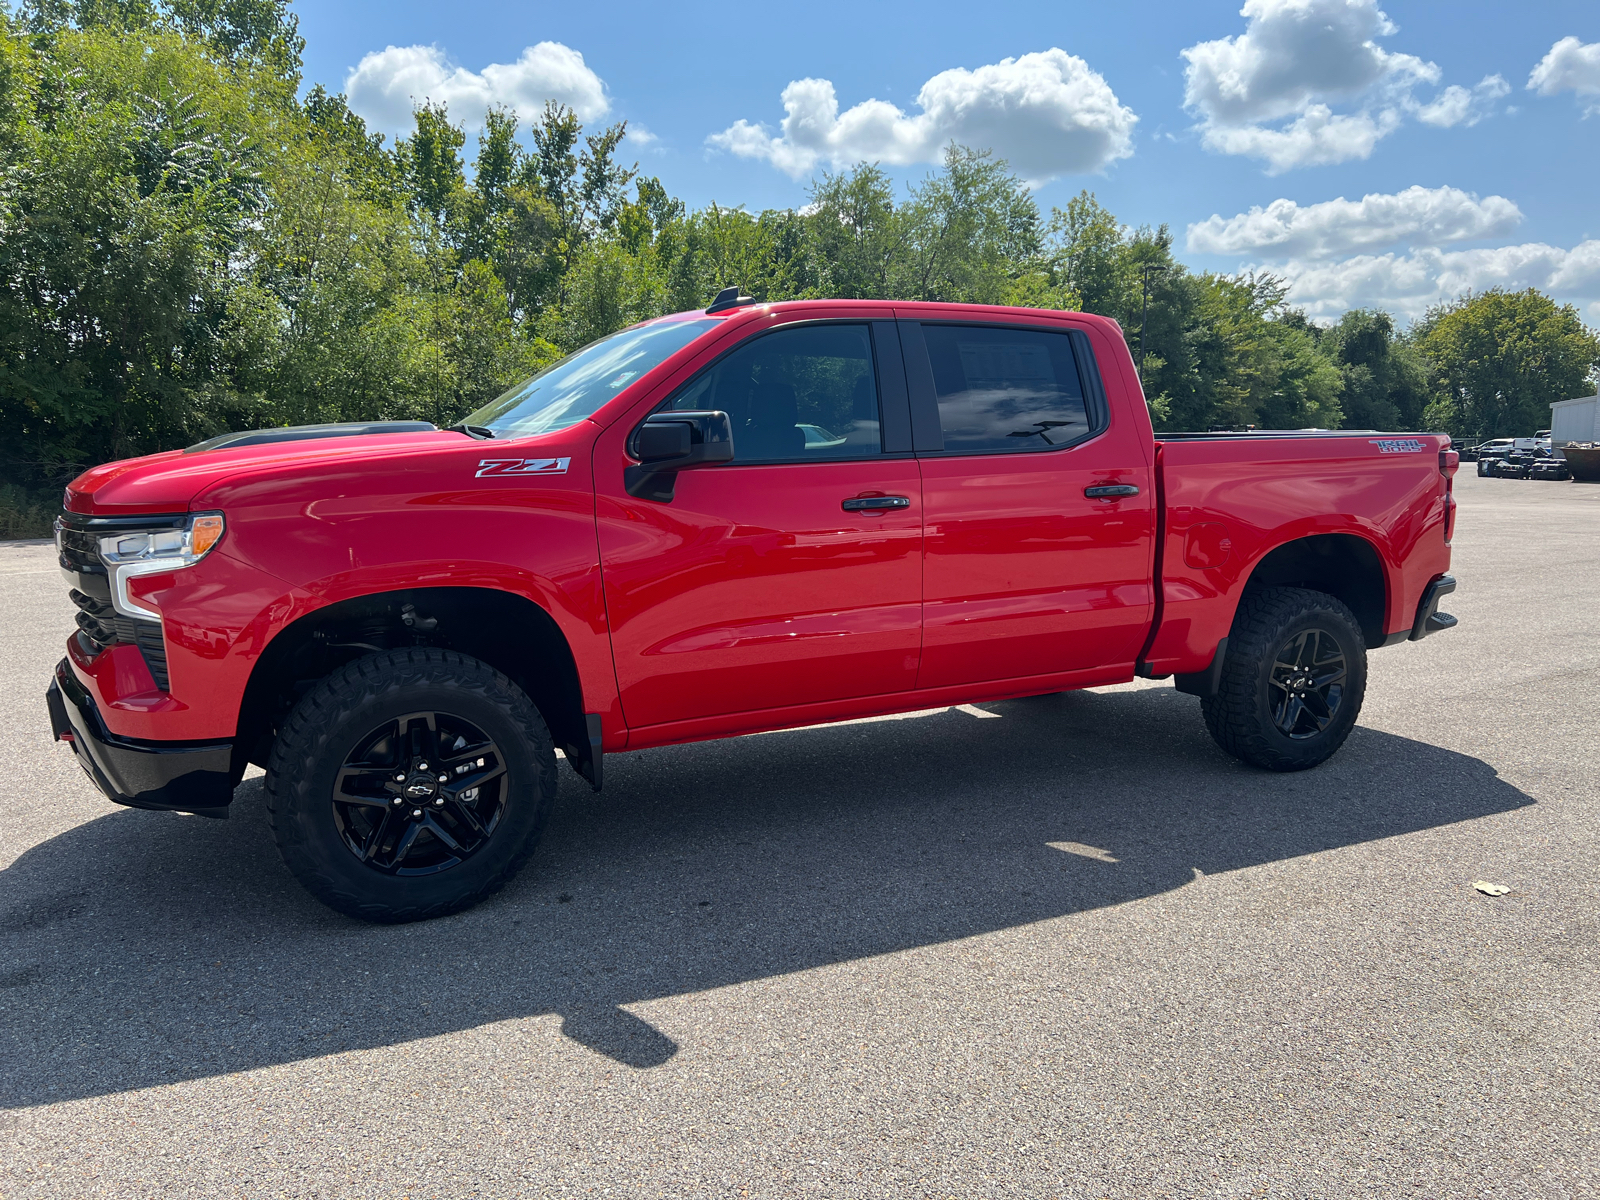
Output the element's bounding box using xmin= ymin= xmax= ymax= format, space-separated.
xmin=740 ymin=379 xmax=804 ymax=460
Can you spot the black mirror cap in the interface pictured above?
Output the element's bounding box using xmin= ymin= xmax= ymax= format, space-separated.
xmin=635 ymin=420 xmax=692 ymax=463
xmin=625 ymin=411 xmax=735 ymax=501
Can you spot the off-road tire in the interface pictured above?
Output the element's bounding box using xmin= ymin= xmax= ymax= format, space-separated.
xmin=1200 ymin=587 xmax=1367 ymax=772
xmin=265 ymin=648 xmax=557 ymax=922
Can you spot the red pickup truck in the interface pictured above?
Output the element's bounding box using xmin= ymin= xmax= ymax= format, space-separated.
xmin=48 ymin=295 xmax=1460 ymax=922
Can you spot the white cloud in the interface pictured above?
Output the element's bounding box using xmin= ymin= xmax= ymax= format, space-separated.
xmin=708 ymin=49 xmax=1136 ymax=183
xmin=1182 ymin=0 xmax=1433 ymax=126
xmin=1199 ymin=105 xmax=1399 ymax=172
xmin=1528 ymin=36 xmax=1600 ymax=114
xmin=1187 ymin=185 xmax=1522 ymax=258
xmin=1265 ymin=240 xmax=1600 ymax=320
xmin=1180 ymin=0 xmax=1505 ymax=171
xmin=1414 ymin=74 xmax=1511 ymax=127
xmin=345 ymin=42 xmax=609 ymax=135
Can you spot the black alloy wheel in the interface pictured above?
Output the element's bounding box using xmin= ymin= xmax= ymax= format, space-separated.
xmin=332 ymin=710 xmax=508 ymax=876
xmin=266 ymin=648 xmax=557 ymax=922
xmin=1267 ymin=629 xmax=1346 ymax=740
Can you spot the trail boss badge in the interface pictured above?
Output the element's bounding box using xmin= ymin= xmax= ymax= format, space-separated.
xmin=475 ymin=457 xmax=571 ymax=478
xmin=1369 ymin=439 xmax=1425 ymax=454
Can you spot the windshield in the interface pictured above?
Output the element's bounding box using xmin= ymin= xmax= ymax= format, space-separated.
xmin=461 ymin=317 xmax=721 ymax=437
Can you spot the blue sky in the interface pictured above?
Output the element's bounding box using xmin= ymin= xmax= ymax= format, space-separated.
xmin=297 ymin=0 xmax=1600 ymax=324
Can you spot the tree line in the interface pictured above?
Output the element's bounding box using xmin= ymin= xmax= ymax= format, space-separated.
xmin=3 ymin=1 xmax=1598 ymax=535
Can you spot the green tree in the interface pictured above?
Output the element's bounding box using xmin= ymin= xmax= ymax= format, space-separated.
xmin=899 ymin=145 xmax=1044 ymax=304
xmin=0 ymin=21 xmax=269 ymax=469
xmin=1414 ymin=289 xmax=1600 ymax=437
xmin=396 ymin=101 xmax=466 ymax=232
xmin=19 ymin=0 xmax=303 ymax=90
xmin=1322 ymin=309 xmax=1430 ymax=430
xmin=303 ymin=84 xmax=396 ymax=204
xmin=1045 ymin=191 xmax=1134 ymax=317
xmin=803 ymin=164 xmax=905 ymax=300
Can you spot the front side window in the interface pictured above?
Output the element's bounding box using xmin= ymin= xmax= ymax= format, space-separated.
xmin=662 ymin=324 xmax=881 ymax=463
xmin=921 ymin=324 xmax=1092 ymax=454
xmin=464 ymin=316 xmax=720 ymax=437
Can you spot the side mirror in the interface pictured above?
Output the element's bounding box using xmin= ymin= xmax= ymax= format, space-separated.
xmin=624 ymin=410 xmax=735 ymax=502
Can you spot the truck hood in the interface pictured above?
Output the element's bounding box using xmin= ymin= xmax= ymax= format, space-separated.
xmin=66 ymin=426 xmax=466 ymax=515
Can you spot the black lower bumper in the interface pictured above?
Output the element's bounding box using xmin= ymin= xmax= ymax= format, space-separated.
xmin=1409 ymin=574 xmax=1458 ymax=641
xmin=47 ymin=659 xmax=235 ymax=816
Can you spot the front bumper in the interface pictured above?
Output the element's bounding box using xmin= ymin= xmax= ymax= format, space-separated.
xmin=47 ymin=659 xmax=235 ymax=816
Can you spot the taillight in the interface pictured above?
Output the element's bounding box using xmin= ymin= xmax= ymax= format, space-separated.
xmin=1441 ymin=451 xmax=1457 ymax=544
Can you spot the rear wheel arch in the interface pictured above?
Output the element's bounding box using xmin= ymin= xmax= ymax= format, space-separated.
xmin=236 ymin=586 xmax=588 ymax=779
xmin=1237 ymin=532 xmax=1389 ymax=647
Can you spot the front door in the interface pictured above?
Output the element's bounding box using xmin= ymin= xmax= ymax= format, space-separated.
xmin=595 ymin=320 xmax=923 ymax=730
xmin=898 ymin=317 xmax=1156 ymax=689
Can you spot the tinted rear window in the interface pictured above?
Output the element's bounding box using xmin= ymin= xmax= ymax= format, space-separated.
xmin=922 ymin=324 xmax=1090 ymax=454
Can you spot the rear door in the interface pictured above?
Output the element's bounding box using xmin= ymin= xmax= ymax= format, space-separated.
xmin=594 ymin=317 xmax=924 ymax=730
xmin=897 ymin=315 xmax=1156 ymax=689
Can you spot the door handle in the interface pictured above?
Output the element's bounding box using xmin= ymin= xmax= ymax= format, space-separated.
xmin=841 ymin=495 xmax=911 ymax=512
xmin=1084 ymin=484 xmax=1140 ymax=499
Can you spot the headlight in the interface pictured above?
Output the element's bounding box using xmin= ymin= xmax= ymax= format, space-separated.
xmin=98 ymin=513 xmax=225 ymax=620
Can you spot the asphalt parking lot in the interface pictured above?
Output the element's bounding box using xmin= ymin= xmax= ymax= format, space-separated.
xmin=2 ymin=469 xmax=1597 ymax=1199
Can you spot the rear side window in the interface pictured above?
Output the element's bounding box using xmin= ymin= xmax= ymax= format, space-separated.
xmin=662 ymin=323 xmax=881 ymax=463
xmin=921 ymin=324 xmax=1091 ymax=454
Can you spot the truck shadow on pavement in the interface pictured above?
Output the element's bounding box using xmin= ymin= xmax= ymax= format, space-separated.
xmin=1 ymin=686 xmax=1533 ymax=1105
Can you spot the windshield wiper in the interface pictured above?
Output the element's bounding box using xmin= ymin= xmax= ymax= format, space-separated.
xmin=447 ymin=423 xmax=497 ymax=439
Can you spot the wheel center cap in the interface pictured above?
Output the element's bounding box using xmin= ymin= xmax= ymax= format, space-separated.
xmin=404 ymin=776 xmax=437 ymax=799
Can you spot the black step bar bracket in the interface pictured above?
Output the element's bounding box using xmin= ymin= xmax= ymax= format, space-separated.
xmin=1410 ymin=575 xmax=1458 ymax=641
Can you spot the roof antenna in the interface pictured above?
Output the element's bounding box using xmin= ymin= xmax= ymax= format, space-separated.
xmin=705 ymin=285 xmax=757 ymax=315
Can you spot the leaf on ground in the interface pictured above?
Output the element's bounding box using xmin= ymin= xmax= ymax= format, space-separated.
xmin=1473 ymin=880 xmax=1511 ymax=896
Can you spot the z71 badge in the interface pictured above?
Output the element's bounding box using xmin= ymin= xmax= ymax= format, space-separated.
xmin=475 ymin=457 xmax=571 ymax=478
xmin=1368 ymin=438 xmax=1425 ymax=454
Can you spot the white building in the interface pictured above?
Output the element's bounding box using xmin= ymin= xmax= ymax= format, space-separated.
xmin=1549 ymin=392 xmax=1599 ymax=446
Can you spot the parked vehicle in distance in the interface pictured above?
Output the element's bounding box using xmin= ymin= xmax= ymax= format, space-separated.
xmin=48 ymin=294 xmax=1461 ymax=922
